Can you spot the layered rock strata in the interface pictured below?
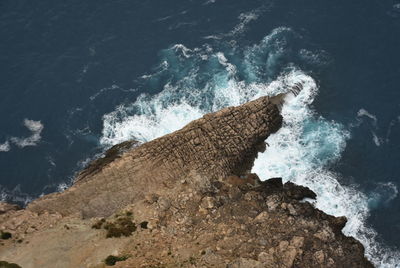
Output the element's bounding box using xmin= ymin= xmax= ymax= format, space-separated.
xmin=27 ymin=96 xmax=282 ymax=218
xmin=0 ymin=96 xmax=373 ymax=267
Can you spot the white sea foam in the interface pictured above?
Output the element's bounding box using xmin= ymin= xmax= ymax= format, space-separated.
xmin=1 ymin=119 xmax=44 ymax=152
xmin=90 ymin=84 xmax=119 ymax=101
xmin=298 ymin=48 xmax=332 ymax=67
xmin=102 ymin=100 xmax=204 ymax=144
xmin=10 ymin=119 xmax=44 ymax=148
xmin=369 ymin=182 xmax=399 ymax=209
xmin=358 ymin=108 xmax=378 ymax=126
xmin=99 ymin=26 xmax=400 ymax=266
xmin=252 ymin=77 xmax=400 ymax=267
xmin=225 ymin=5 xmax=272 ymax=39
xmin=171 ymin=44 xmax=193 ymax=58
xmin=356 ymin=108 xmax=389 ymax=146
xmin=57 ymin=183 xmax=69 ymax=192
xmin=230 ymin=10 xmax=261 ymax=36
xmin=0 ymin=184 xmax=33 ymax=205
xmin=203 ymin=0 xmax=216 ymax=5
xmin=0 ymin=141 xmax=10 ymax=152
xmin=372 ymin=131 xmax=383 ymax=146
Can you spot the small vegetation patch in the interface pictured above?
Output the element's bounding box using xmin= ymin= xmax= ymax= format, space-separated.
xmin=92 ymin=214 xmax=139 ymax=238
xmin=0 ymin=232 xmax=12 ymax=240
xmin=104 ymin=255 xmax=128 ymax=266
xmin=125 ymin=211 xmax=133 ymax=216
xmin=189 ymin=256 xmax=196 ymax=265
xmin=140 ymin=221 xmax=148 ymax=229
xmin=104 ymin=217 xmax=137 ymax=238
xmin=0 ymin=260 xmax=22 ymax=268
xmin=91 ymin=218 xmax=106 ymax=229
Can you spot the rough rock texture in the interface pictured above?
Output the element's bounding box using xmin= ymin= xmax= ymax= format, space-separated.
xmin=0 ymin=203 xmax=21 ymax=215
xmin=76 ymin=140 xmax=139 ymax=182
xmin=0 ymin=96 xmax=373 ymax=267
xmin=27 ymin=96 xmax=282 ymax=218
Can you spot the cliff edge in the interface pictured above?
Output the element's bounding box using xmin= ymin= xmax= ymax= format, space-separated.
xmin=0 ymin=96 xmax=373 ymax=268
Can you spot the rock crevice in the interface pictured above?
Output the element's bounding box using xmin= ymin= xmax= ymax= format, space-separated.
xmin=27 ymin=96 xmax=282 ymax=218
xmin=0 ymin=96 xmax=374 ymax=268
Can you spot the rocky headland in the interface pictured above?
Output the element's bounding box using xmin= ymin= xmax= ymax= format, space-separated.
xmin=0 ymin=96 xmax=373 ymax=267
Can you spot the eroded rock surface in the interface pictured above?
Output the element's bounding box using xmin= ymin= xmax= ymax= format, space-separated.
xmin=0 ymin=203 xmax=21 ymax=215
xmin=0 ymin=96 xmax=373 ymax=267
xmin=27 ymin=96 xmax=282 ymax=218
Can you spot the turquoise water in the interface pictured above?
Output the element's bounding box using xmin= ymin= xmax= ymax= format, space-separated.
xmin=1 ymin=1 xmax=400 ymax=266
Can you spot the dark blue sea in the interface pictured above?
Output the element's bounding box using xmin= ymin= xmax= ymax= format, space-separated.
xmin=1 ymin=0 xmax=400 ymax=266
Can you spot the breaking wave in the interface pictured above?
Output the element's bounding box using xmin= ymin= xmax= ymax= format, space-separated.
xmin=0 ymin=184 xmax=33 ymax=205
xmin=100 ymin=27 xmax=399 ymax=267
xmin=252 ymin=76 xmax=400 ymax=267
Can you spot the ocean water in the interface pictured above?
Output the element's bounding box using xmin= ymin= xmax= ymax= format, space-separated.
xmin=1 ymin=0 xmax=400 ymax=266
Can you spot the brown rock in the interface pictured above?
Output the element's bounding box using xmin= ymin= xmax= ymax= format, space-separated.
xmin=262 ymin=177 xmax=283 ymax=189
xmin=200 ymin=196 xmax=215 ymax=209
xmin=314 ymin=250 xmax=326 ymax=264
xmin=283 ymin=181 xmax=317 ymax=200
xmin=290 ymin=236 xmax=304 ymax=248
xmin=28 ymin=96 xmax=282 ymax=218
xmin=227 ymin=258 xmax=264 ymax=268
xmin=254 ymin=211 xmax=269 ymax=223
xmin=0 ymin=96 xmax=374 ymax=268
xmin=258 ymin=251 xmax=274 ymax=263
xmin=0 ymin=202 xmax=21 ymax=215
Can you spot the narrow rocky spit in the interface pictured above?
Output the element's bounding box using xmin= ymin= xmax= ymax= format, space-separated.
xmin=0 ymin=96 xmax=372 ymax=267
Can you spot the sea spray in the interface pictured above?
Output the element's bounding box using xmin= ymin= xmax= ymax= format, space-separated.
xmin=100 ymin=27 xmax=400 ymax=267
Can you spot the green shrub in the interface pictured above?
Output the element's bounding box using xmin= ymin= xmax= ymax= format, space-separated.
xmin=105 ymin=217 xmax=136 ymax=238
xmin=0 ymin=260 xmax=22 ymax=268
xmin=104 ymin=255 xmax=128 ymax=266
xmin=0 ymin=232 xmax=12 ymax=240
xmin=140 ymin=221 xmax=148 ymax=229
xmin=92 ymin=214 xmax=139 ymax=238
xmin=125 ymin=211 xmax=133 ymax=216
